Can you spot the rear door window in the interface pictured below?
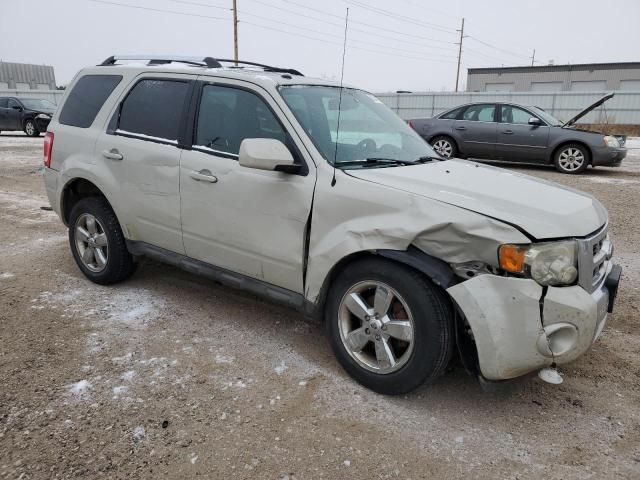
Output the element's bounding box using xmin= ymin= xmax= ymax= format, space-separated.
xmin=461 ymin=104 xmax=496 ymax=122
xmin=0 ymin=98 xmax=8 ymax=108
xmin=117 ymin=79 xmax=190 ymax=142
xmin=59 ymin=75 xmax=122 ymax=128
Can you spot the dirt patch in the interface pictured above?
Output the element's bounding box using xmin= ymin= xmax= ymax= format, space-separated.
xmin=1 ymin=133 xmax=639 ymax=479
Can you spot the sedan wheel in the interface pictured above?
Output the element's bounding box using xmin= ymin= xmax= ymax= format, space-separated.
xmin=429 ymin=136 xmax=457 ymax=159
xmin=555 ymin=144 xmax=588 ymax=174
xmin=24 ymin=120 xmax=39 ymax=137
xmin=74 ymin=213 xmax=109 ymax=273
xmin=338 ymin=281 xmax=414 ymax=374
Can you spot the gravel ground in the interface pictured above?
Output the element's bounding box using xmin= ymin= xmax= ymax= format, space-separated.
xmin=1 ymin=132 xmax=639 ymax=480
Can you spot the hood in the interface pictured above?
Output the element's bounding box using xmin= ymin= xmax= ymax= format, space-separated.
xmin=562 ymin=93 xmax=614 ymax=127
xmin=28 ymin=108 xmax=55 ymax=116
xmin=347 ymin=159 xmax=607 ymax=239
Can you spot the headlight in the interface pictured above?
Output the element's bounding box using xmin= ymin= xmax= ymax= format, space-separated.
xmin=499 ymin=241 xmax=578 ymax=286
xmin=603 ymin=135 xmax=620 ymax=148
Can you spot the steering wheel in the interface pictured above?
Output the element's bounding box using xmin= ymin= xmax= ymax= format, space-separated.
xmin=357 ymin=138 xmax=377 ymax=155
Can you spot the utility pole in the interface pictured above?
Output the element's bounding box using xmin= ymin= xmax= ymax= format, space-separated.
xmin=454 ymin=17 xmax=465 ymax=92
xmin=530 ymin=49 xmax=536 ymax=67
xmin=232 ymin=0 xmax=239 ymax=64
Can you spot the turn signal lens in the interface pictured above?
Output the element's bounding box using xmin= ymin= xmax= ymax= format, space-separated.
xmin=498 ymin=244 xmax=528 ymax=274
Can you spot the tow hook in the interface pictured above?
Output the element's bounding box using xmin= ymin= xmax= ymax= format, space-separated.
xmin=538 ymin=366 xmax=563 ymax=384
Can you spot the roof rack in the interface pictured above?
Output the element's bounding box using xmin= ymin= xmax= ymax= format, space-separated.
xmin=98 ymin=55 xmax=303 ymax=76
xmin=100 ymin=55 xmax=221 ymax=68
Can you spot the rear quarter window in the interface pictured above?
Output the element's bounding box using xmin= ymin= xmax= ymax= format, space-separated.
xmin=59 ymin=75 xmax=122 ymax=128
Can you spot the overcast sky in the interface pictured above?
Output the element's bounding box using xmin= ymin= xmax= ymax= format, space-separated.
xmin=1 ymin=0 xmax=638 ymax=92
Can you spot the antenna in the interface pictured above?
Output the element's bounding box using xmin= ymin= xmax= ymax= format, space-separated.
xmin=331 ymin=7 xmax=349 ymax=187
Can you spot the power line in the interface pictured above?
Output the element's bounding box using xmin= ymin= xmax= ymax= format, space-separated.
xmin=466 ymin=36 xmax=531 ymax=61
xmin=164 ymin=0 xmax=230 ymax=11
xmin=238 ymin=9 xmax=454 ymax=60
xmin=87 ymin=0 xmax=229 ymax=20
xmin=343 ymin=0 xmax=458 ymax=34
xmin=243 ymin=0 xmax=458 ymax=49
xmin=242 ymin=21 xmax=457 ymax=64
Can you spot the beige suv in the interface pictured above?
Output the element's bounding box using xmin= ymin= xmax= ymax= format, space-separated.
xmin=44 ymin=55 xmax=621 ymax=394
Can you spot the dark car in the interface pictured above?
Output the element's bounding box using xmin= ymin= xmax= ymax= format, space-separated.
xmin=409 ymin=94 xmax=627 ymax=174
xmin=0 ymin=97 xmax=57 ymax=137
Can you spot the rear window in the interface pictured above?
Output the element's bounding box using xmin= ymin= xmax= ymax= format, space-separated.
xmin=117 ymin=79 xmax=190 ymax=142
xmin=59 ymin=75 xmax=122 ymax=128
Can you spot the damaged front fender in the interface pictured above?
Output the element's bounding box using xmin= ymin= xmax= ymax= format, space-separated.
xmin=305 ymin=168 xmax=531 ymax=303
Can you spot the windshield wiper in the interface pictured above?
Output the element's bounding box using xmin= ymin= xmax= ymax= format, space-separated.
xmin=413 ymin=155 xmax=444 ymax=163
xmin=335 ymin=158 xmax=418 ymax=167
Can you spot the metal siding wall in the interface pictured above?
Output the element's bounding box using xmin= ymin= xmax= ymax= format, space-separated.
xmin=0 ymin=62 xmax=56 ymax=89
xmin=376 ymin=91 xmax=640 ymax=124
xmin=467 ymin=67 xmax=640 ymax=92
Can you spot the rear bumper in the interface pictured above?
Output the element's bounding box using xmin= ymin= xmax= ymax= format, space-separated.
xmin=447 ymin=265 xmax=621 ymax=381
xmin=591 ymin=146 xmax=627 ymax=166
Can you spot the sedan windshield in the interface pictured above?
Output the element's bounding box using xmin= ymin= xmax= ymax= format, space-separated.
xmin=279 ymin=85 xmax=439 ymax=168
xmin=20 ymin=99 xmax=56 ymax=110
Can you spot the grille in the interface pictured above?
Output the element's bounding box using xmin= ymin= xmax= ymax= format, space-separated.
xmin=577 ymin=225 xmax=612 ymax=293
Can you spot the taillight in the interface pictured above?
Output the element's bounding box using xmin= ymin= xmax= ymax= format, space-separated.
xmin=408 ymin=120 xmax=414 ymax=130
xmin=44 ymin=132 xmax=54 ymax=168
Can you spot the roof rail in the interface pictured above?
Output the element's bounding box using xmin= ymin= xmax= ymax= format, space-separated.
xmin=98 ymin=55 xmax=303 ymax=76
xmin=214 ymin=59 xmax=304 ymax=76
xmin=99 ymin=55 xmax=221 ymax=68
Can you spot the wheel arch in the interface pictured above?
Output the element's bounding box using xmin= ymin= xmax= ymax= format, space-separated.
xmin=61 ymin=177 xmax=117 ymax=227
xmin=550 ymin=140 xmax=592 ymax=165
xmin=309 ymin=246 xmax=458 ymax=322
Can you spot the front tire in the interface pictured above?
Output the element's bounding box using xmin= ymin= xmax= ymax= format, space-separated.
xmin=325 ymin=258 xmax=455 ymax=395
xmin=429 ymin=135 xmax=457 ymax=159
xmin=554 ymin=144 xmax=589 ymax=174
xmin=68 ymin=197 xmax=136 ymax=285
xmin=24 ymin=120 xmax=40 ymax=137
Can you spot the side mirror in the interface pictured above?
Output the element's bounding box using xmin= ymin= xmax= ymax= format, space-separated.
xmin=11 ymin=105 xmax=23 ymax=111
xmin=239 ymin=138 xmax=298 ymax=173
xmin=528 ymin=117 xmax=541 ymax=126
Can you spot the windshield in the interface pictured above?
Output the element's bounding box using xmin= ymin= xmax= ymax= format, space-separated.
xmin=279 ymin=85 xmax=438 ymax=167
xmin=530 ymin=106 xmax=562 ymax=127
xmin=20 ymin=99 xmax=56 ymax=111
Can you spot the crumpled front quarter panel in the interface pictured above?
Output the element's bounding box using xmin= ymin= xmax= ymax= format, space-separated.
xmin=305 ymin=167 xmax=530 ymax=302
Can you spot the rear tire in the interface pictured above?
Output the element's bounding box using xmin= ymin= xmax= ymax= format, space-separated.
xmin=68 ymin=197 xmax=136 ymax=285
xmin=554 ymin=143 xmax=589 ymax=174
xmin=24 ymin=120 xmax=40 ymax=137
xmin=429 ymin=136 xmax=457 ymax=159
xmin=325 ymin=258 xmax=455 ymax=395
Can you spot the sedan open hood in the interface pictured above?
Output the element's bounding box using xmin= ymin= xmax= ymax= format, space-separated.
xmin=347 ymin=160 xmax=607 ymax=240
xmin=562 ymin=92 xmax=614 ymax=127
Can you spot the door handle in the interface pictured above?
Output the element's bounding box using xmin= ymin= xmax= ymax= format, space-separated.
xmin=502 ymin=129 xmax=514 ymax=135
xmin=455 ymin=126 xmax=467 ymax=130
xmin=102 ymin=148 xmax=123 ymax=160
xmin=189 ymin=169 xmax=218 ymax=183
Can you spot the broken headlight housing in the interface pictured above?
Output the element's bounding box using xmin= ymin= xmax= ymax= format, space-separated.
xmin=499 ymin=240 xmax=578 ymax=286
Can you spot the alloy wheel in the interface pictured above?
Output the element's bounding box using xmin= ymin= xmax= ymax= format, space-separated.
xmin=74 ymin=213 xmax=109 ymax=272
xmin=558 ymin=147 xmax=585 ymax=172
xmin=25 ymin=121 xmax=35 ymax=136
xmin=338 ymin=281 xmax=415 ymax=374
xmin=432 ymin=139 xmax=453 ymax=158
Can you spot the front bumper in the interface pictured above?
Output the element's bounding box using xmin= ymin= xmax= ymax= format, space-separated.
xmin=591 ymin=146 xmax=627 ymax=167
xmin=447 ymin=264 xmax=621 ymax=381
